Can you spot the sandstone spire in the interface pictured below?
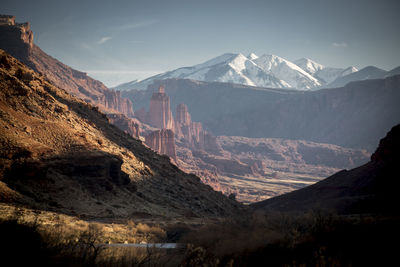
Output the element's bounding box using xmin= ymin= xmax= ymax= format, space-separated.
xmin=176 ymin=103 xmax=192 ymax=125
xmin=148 ymin=85 xmax=174 ymax=129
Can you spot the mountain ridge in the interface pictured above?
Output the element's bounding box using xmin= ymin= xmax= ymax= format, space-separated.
xmin=115 ymin=52 xmax=360 ymax=91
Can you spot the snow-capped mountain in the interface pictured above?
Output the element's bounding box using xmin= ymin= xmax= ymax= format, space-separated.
xmin=294 ymin=58 xmax=325 ymax=75
xmin=254 ymin=55 xmax=321 ymax=89
xmin=294 ymin=58 xmax=358 ymax=84
xmin=114 ymin=53 xmax=358 ymax=91
xmin=325 ymin=66 xmax=387 ymax=88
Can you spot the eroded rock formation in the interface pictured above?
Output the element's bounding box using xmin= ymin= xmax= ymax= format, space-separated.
xmin=174 ymin=103 xmax=220 ymax=152
xmin=0 ymin=15 xmax=33 ymax=61
xmin=107 ymin=113 xmax=140 ymax=139
xmin=145 ymin=129 xmax=177 ymax=161
xmin=148 ymin=85 xmax=174 ymax=129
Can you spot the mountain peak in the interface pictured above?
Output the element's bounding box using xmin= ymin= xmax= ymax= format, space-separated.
xmin=114 ymin=52 xmax=364 ymax=91
xmin=294 ymin=58 xmax=325 ymax=75
xmin=247 ymin=53 xmax=258 ymax=60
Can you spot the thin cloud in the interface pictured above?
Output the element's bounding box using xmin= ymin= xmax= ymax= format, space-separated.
xmin=116 ymin=19 xmax=159 ymax=31
xmin=77 ymin=42 xmax=92 ymax=50
xmin=332 ymin=42 xmax=348 ymax=48
xmin=97 ymin=36 xmax=112 ymax=45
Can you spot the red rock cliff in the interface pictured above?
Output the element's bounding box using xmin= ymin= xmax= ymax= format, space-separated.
xmin=148 ymin=85 xmax=174 ymax=129
xmin=145 ymin=129 xmax=177 ymax=161
xmin=176 ymin=103 xmax=192 ymax=125
xmin=174 ymin=103 xmax=220 ymax=152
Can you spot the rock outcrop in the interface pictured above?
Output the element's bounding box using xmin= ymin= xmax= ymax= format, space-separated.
xmin=107 ymin=113 xmax=140 ymax=139
xmin=0 ymin=15 xmax=134 ymax=118
xmin=176 ymin=103 xmax=192 ymax=125
xmin=145 ymin=129 xmax=177 ymax=162
xmin=0 ymin=15 xmax=33 ymax=61
xmin=174 ymin=103 xmax=220 ymax=152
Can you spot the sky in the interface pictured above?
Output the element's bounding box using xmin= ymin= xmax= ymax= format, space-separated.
xmin=2 ymin=0 xmax=400 ymax=87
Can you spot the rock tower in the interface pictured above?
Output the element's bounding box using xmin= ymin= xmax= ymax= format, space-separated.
xmin=148 ymin=85 xmax=174 ymax=129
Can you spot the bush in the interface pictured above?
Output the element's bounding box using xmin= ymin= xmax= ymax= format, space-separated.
xmin=180 ymin=211 xmax=400 ymax=266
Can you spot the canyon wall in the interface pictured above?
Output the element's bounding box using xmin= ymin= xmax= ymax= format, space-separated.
xmin=123 ymin=78 xmax=400 ymax=151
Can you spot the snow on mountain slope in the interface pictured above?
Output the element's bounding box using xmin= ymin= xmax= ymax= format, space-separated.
xmin=254 ymin=55 xmax=321 ymax=89
xmin=114 ymin=53 xmax=358 ymax=91
xmin=120 ymin=53 xmax=292 ymax=90
xmin=294 ymin=58 xmax=325 ymax=75
xmin=325 ymin=66 xmax=387 ymax=88
xmin=247 ymin=52 xmax=259 ymax=60
xmin=294 ymin=58 xmax=358 ymax=84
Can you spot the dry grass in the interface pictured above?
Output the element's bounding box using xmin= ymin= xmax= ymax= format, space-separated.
xmin=0 ymin=203 xmax=166 ymax=244
xmin=0 ymin=203 xmax=187 ymax=266
xmin=180 ymin=211 xmax=400 ymax=266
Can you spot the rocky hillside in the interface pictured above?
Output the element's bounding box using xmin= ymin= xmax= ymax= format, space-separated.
xmin=0 ymin=15 xmax=134 ymax=118
xmin=123 ymin=77 xmax=400 ymax=151
xmin=0 ymin=49 xmax=241 ymax=219
xmin=251 ymin=124 xmax=400 ymax=215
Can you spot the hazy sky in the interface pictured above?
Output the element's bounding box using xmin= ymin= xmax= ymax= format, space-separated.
xmin=2 ymin=0 xmax=400 ymax=86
